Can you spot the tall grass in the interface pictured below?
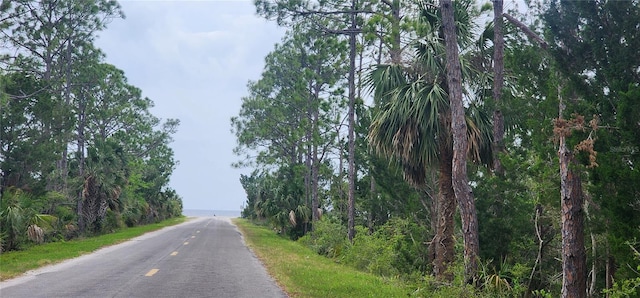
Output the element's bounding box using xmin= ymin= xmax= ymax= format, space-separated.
xmin=233 ymin=218 xmax=410 ymax=297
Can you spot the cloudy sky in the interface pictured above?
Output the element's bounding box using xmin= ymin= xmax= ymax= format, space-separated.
xmin=95 ymin=0 xmax=285 ymax=211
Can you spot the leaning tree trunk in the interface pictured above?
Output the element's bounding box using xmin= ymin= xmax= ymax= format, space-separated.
xmin=440 ymin=0 xmax=480 ymax=284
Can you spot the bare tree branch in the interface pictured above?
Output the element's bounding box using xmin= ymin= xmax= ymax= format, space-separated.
xmin=503 ymin=13 xmax=548 ymax=49
xmin=295 ymin=9 xmax=373 ymax=16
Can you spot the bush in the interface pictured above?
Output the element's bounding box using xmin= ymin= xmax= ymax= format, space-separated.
xmin=299 ymin=217 xmax=432 ymax=279
xmin=298 ymin=216 xmax=348 ymax=258
xmin=340 ymin=218 xmax=430 ymax=279
xmin=102 ymin=209 xmax=125 ymax=233
xmin=0 ymin=188 xmax=28 ymax=251
xmin=341 ymin=225 xmax=400 ymax=277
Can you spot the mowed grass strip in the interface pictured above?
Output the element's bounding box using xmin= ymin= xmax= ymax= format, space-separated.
xmin=0 ymin=216 xmax=187 ymax=281
xmin=233 ymin=219 xmax=410 ymax=298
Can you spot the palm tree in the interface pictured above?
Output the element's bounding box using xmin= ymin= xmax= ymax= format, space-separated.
xmin=81 ymin=139 xmax=128 ymax=233
xmin=366 ymin=0 xmax=491 ymax=281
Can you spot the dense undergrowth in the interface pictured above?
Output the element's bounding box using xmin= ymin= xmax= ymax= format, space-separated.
xmin=291 ymin=216 xmax=639 ymax=297
xmin=0 ymin=186 xmax=183 ymax=253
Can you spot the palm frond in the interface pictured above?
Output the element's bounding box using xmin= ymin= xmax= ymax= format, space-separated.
xmin=366 ymin=0 xmax=493 ymax=188
xmin=365 ymin=64 xmax=408 ymax=106
xmin=466 ymin=103 xmax=493 ymax=166
xmin=368 ymin=68 xmax=449 ymax=187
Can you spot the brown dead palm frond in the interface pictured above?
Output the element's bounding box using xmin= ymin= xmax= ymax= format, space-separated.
xmin=27 ymin=224 xmax=44 ymax=244
xmin=465 ymin=103 xmax=493 ymax=166
xmin=289 ymin=210 xmax=296 ymax=226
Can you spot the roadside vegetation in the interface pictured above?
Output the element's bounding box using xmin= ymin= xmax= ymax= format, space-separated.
xmin=234 ymin=218 xmax=413 ymax=298
xmin=1 ymin=1 xmax=183 ymax=254
xmin=234 ymin=0 xmax=640 ymax=297
xmin=235 ymin=217 xmax=531 ymax=297
xmin=0 ymin=216 xmax=186 ymax=281
xmin=2 ymin=0 xmax=640 ymax=297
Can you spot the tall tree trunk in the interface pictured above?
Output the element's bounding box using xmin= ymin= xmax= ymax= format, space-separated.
xmin=311 ymin=94 xmax=320 ymax=224
xmin=337 ymin=135 xmax=346 ymax=220
xmin=305 ymin=126 xmax=312 ymax=224
xmin=440 ymin=0 xmax=479 ymax=283
xmin=433 ymin=138 xmax=455 ymax=281
xmin=305 ymin=143 xmax=312 ymax=221
xmin=62 ymin=41 xmax=74 ymax=192
xmin=74 ymin=41 xmax=87 ymax=231
xmin=346 ymin=0 xmax=358 ymax=242
xmin=388 ymin=0 xmax=401 ymax=64
xmin=77 ymin=92 xmax=86 ymax=232
xmin=53 ymin=40 xmax=73 ymax=195
xmin=558 ymin=140 xmax=587 ymax=298
xmin=492 ymin=0 xmax=505 ymax=175
xmin=423 ymin=186 xmax=438 ymax=270
xmin=369 ymin=174 xmax=376 ymax=234
xmin=310 ymin=83 xmax=321 ymax=225
xmin=557 ymin=91 xmax=587 ymax=298
xmin=605 ymin=253 xmax=615 ymax=298
xmin=589 ymin=232 xmax=596 ymax=297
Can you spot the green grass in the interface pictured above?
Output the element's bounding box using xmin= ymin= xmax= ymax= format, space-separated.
xmin=233 ymin=218 xmax=411 ymax=298
xmin=0 ymin=217 xmax=187 ymax=281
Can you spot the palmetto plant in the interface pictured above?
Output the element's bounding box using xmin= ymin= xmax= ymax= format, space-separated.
xmin=81 ymin=138 xmax=128 ymax=233
xmin=0 ymin=187 xmax=29 ymax=250
xmin=0 ymin=197 xmax=25 ymax=251
xmin=366 ymin=0 xmax=491 ymax=281
xmin=250 ymin=168 xmax=311 ymax=238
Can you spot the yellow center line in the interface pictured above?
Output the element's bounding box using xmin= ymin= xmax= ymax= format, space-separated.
xmin=170 ymin=251 xmax=178 ymax=256
xmin=183 ymin=241 xmax=189 ymax=245
xmin=145 ymin=269 xmax=159 ymax=277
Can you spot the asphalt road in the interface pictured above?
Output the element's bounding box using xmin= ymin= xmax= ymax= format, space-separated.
xmin=0 ymin=217 xmax=287 ymax=298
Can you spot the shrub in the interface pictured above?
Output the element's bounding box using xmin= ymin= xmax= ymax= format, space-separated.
xmin=102 ymin=209 xmax=125 ymax=233
xmin=340 ymin=218 xmax=430 ymax=279
xmin=298 ymin=216 xmax=348 ymax=258
xmin=0 ymin=188 xmax=28 ymax=251
xmin=341 ymin=225 xmax=399 ymax=277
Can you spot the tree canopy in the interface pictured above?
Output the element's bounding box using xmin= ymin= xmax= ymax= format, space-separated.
xmin=1 ymin=0 xmax=182 ymax=250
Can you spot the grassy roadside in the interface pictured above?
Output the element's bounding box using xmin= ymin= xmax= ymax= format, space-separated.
xmin=233 ymin=218 xmax=411 ymax=298
xmin=0 ymin=216 xmax=188 ymax=281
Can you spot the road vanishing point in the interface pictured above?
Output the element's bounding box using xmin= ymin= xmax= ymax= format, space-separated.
xmin=0 ymin=217 xmax=287 ymax=298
